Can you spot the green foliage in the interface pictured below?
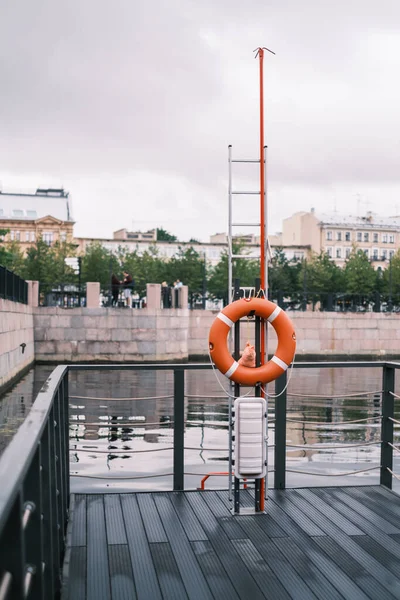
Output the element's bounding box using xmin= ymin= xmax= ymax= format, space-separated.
xmin=156 ymin=228 xmax=177 ymax=242
xmin=0 ymin=241 xmax=25 ymax=274
xmin=81 ymin=242 xmax=119 ymax=289
xmin=208 ymin=244 xmax=259 ymax=299
xmin=300 ymin=252 xmax=344 ymax=293
xmin=269 ymin=248 xmax=297 ymax=292
xmin=381 ymin=250 xmax=400 ymax=296
xmin=344 ymin=248 xmax=376 ymax=294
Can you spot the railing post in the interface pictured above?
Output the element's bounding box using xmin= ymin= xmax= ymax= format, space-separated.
xmin=381 ymin=364 xmax=395 ymax=489
xmin=173 ymin=369 xmax=185 ymax=491
xmin=274 ymin=371 xmax=287 ymax=489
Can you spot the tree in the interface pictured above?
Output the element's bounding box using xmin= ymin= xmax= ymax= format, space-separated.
xmin=166 ymin=247 xmax=206 ymax=293
xmin=299 ymin=252 xmax=344 ymax=294
xmin=0 ymin=240 xmax=25 ymax=275
xmin=120 ymin=246 xmax=165 ymax=297
xmin=344 ymin=248 xmax=376 ymax=295
xmin=23 ymin=238 xmax=55 ymax=292
xmin=47 ymin=240 xmax=79 ymax=287
xmin=207 ymin=244 xmax=259 ymax=301
xmin=156 ymin=228 xmax=178 ymax=242
xmin=382 ymin=250 xmax=400 ymax=298
xmin=269 ymin=248 xmax=295 ymax=293
xmin=81 ymin=242 xmax=119 ymax=290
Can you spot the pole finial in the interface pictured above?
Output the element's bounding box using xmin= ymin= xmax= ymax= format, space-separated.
xmin=253 ymin=46 xmax=276 ymax=58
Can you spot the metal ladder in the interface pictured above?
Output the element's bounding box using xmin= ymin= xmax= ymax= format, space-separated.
xmin=227 ymin=144 xmax=268 ymax=304
xmin=227 ymin=144 xmax=270 ymax=514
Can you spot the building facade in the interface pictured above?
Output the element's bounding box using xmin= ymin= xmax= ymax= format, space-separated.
xmin=281 ymin=209 xmax=400 ymax=267
xmin=0 ymin=188 xmax=74 ymax=253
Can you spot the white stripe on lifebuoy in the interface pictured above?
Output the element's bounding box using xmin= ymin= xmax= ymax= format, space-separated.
xmin=224 ymin=361 xmax=239 ymax=378
xmin=217 ymin=312 xmax=234 ymax=328
xmin=267 ymin=306 xmax=281 ymax=323
xmin=271 ymin=355 xmax=289 ymax=371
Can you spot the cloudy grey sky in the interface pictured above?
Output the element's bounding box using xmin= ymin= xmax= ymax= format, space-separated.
xmin=1 ymin=0 xmax=400 ymax=241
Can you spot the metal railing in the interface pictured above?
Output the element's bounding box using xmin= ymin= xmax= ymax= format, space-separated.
xmin=39 ymin=284 xmax=86 ymax=308
xmin=0 ymin=266 xmax=28 ymax=304
xmin=0 ymin=366 xmax=69 ymax=599
xmin=1 ymin=360 xmax=399 ymax=597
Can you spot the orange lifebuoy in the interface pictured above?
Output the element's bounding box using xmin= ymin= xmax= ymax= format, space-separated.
xmin=208 ymin=297 xmax=296 ymax=385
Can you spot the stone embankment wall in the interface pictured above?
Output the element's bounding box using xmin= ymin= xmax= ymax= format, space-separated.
xmin=33 ymin=307 xmax=189 ymax=362
xmin=188 ymin=309 xmax=400 ymax=360
xmin=0 ymin=298 xmax=34 ymax=391
xmin=33 ymin=306 xmax=400 ymax=362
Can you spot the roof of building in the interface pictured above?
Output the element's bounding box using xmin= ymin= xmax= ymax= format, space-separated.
xmin=0 ymin=188 xmax=73 ymax=222
xmin=314 ymin=211 xmax=400 ymax=230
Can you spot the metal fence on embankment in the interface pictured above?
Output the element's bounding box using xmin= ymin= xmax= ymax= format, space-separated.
xmin=0 ymin=266 xmax=28 ymax=304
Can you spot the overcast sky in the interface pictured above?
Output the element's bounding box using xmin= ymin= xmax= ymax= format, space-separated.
xmin=1 ymin=0 xmax=400 ymax=241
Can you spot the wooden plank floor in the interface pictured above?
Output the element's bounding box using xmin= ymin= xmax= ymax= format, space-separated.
xmin=62 ymin=486 xmax=400 ymax=600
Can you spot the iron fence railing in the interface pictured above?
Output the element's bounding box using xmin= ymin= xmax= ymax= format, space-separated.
xmin=0 ymin=266 xmax=28 ymax=304
xmin=1 ymin=360 xmax=399 ymax=597
xmin=0 ymin=366 xmax=69 ymax=599
xmin=39 ymin=284 xmax=86 ymax=308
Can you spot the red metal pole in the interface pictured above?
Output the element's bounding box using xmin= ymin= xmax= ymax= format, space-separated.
xmin=258 ymin=48 xmax=266 ymax=367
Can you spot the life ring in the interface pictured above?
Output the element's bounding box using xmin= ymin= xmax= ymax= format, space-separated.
xmin=208 ymin=297 xmax=296 ymax=385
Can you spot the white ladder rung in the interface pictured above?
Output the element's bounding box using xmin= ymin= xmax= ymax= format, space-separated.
xmin=232 ymin=222 xmax=261 ymax=227
xmin=232 ymin=191 xmax=260 ymax=195
xmin=232 ymin=159 xmax=260 ymax=163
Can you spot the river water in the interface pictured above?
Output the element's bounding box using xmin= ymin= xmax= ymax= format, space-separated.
xmin=1 ymin=363 xmax=399 ymax=494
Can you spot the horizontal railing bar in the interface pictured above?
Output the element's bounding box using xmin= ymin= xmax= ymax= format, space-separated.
xmin=389 ymin=391 xmax=400 ymax=399
xmin=288 ymin=390 xmax=382 ymax=398
xmin=70 ymin=394 xmax=173 ymax=401
xmin=387 ymin=468 xmax=400 ymax=481
xmin=287 ymin=440 xmax=380 ymax=450
xmin=388 ymin=417 xmax=400 ymax=425
xmin=71 ymin=447 xmax=174 ymax=454
xmin=287 ymin=465 xmax=380 ymax=476
xmin=23 ymin=566 xmax=35 ymax=599
xmin=388 ymin=443 xmax=400 ymax=454
xmin=231 ymin=254 xmax=258 ymax=259
xmin=69 ymin=421 xmax=172 ymax=427
xmin=286 ymin=416 xmax=381 ymax=426
xmin=65 ymin=361 xmax=400 ymax=373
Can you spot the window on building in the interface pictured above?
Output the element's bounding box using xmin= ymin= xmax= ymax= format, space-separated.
xmin=26 ymin=210 xmax=37 ymax=218
xmin=12 ymin=209 xmax=24 ymax=217
xmin=345 ymin=247 xmax=351 ymax=258
xmin=336 ymin=248 xmax=342 ymax=258
xmin=293 ymin=252 xmax=304 ymax=260
xmin=372 ymin=248 xmax=378 ymax=260
xmin=25 ymin=232 xmax=30 ymax=241
xmin=10 ymin=231 xmax=14 ymax=240
xmin=0 ymin=209 xmax=3 ymax=216
xmin=389 ymin=250 xmax=395 ymax=259
xmin=336 ymin=231 xmax=342 ymax=241
xmin=15 ymin=231 xmax=20 ymax=241
xmin=382 ymin=234 xmax=388 ymax=243
xmin=382 ymin=249 xmax=387 ymax=260
xmin=345 ymin=231 xmax=351 ymax=241
xmin=373 ymin=233 xmax=378 ymax=243
xmin=363 ymin=249 xmax=369 ymax=258
xmin=31 ymin=231 xmax=35 ymax=242
xmin=364 ymin=232 xmax=369 ymax=242
xmin=389 ymin=234 xmax=394 ymax=243
xmin=357 ymin=232 xmax=362 ymax=242
xmin=60 ymin=231 xmax=67 ymax=242
xmin=43 ymin=231 xmax=53 ymax=245
xmin=326 ymin=246 xmax=333 ymax=257
xmin=326 ymin=231 xmax=332 ymax=241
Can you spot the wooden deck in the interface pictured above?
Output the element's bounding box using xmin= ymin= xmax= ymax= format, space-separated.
xmin=62 ymin=486 xmax=400 ymax=600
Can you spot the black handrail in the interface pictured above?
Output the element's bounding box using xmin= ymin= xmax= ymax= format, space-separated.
xmin=0 ymin=266 xmax=28 ymax=304
xmin=0 ymin=366 xmax=69 ymax=599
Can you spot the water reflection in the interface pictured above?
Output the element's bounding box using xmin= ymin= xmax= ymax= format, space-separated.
xmin=1 ymin=364 xmax=399 ymax=493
